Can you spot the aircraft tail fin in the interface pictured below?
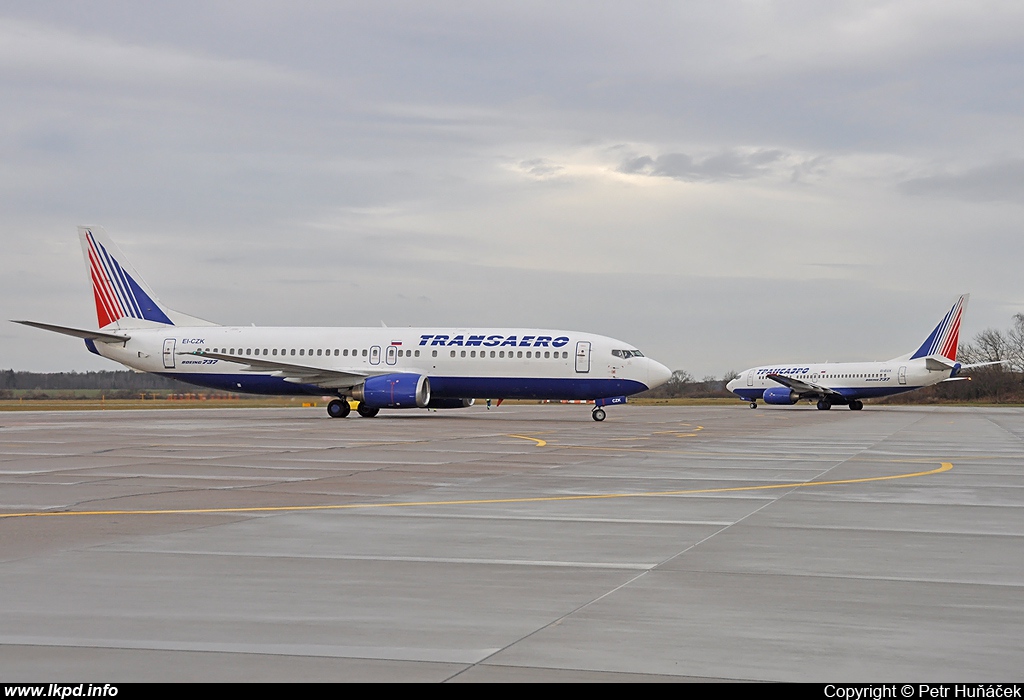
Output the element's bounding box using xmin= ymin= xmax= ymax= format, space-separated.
xmin=78 ymin=226 xmax=218 ymax=329
xmin=908 ymin=294 xmax=969 ymax=362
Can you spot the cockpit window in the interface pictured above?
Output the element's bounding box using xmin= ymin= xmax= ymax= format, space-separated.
xmin=612 ymin=349 xmax=645 ymax=358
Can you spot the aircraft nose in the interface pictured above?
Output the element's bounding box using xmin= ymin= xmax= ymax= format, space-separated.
xmin=647 ymin=359 xmax=672 ymax=389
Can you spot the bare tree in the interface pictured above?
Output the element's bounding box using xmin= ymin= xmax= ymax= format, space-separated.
xmin=959 ymin=328 xmax=1009 ymax=368
xmin=1006 ymin=313 xmax=1024 ymax=373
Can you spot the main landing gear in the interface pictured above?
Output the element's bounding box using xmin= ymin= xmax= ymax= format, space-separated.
xmin=356 ymin=403 xmax=380 ymax=418
xmin=327 ymin=399 xmax=350 ymax=418
xmin=848 ymin=400 xmax=863 ymax=411
xmin=749 ymin=402 xmax=758 ymax=409
xmin=326 ymin=399 xmax=379 ymax=418
xmin=592 ymin=407 xmax=606 ymax=422
xmin=816 ymin=400 xmax=831 ymax=410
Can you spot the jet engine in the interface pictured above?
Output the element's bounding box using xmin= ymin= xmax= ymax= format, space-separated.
xmin=762 ymin=386 xmax=799 ymax=405
xmin=352 ymin=373 xmax=430 ymax=408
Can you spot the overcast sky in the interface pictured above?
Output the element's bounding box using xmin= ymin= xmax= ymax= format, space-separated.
xmin=3 ymin=1 xmax=1024 ymax=377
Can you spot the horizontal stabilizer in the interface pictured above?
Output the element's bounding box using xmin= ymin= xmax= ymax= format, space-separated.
xmin=959 ymin=360 xmax=1007 ymax=370
xmin=924 ymin=356 xmax=956 ymax=371
xmin=12 ymin=320 xmax=130 ymax=343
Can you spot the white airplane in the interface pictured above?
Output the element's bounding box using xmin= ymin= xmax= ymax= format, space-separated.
xmin=14 ymin=226 xmax=671 ymax=421
xmin=726 ymin=294 xmax=992 ymax=410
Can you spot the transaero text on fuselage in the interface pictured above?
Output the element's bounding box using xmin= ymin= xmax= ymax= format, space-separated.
xmin=418 ymin=334 xmax=571 ymax=348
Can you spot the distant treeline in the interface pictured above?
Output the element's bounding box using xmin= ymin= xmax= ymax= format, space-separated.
xmin=0 ymin=369 xmax=214 ymax=399
xmin=638 ymin=370 xmax=738 ymax=399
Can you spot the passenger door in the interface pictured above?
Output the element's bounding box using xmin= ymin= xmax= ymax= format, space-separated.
xmin=162 ymin=338 xmax=176 ymax=369
xmin=575 ymin=341 xmax=591 ymax=373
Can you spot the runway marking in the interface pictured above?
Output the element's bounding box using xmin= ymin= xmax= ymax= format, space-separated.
xmin=0 ymin=463 xmax=952 ymax=520
xmin=507 ymin=434 xmax=547 ymax=447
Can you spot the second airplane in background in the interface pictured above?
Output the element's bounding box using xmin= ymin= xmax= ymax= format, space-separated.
xmin=727 ymin=294 xmax=994 ymax=410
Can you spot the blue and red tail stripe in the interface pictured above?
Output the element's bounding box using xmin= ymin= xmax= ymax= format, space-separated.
xmin=83 ymin=230 xmax=172 ymax=327
xmin=910 ymin=295 xmax=966 ymax=361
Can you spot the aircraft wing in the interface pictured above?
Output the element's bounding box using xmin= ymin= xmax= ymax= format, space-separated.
xmin=185 ymin=350 xmax=369 ymax=390
xmin=766 ymin=373 xmax=843 ymax=398
xmin=12 ymin=320 xmax=131 ymax=344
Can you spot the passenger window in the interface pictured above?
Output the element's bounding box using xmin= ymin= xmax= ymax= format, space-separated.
xmin=432 ymin=350 xmax=437 ymax=357
xmin=451 ymin=350 xmax=456 ymax=357
xmin=415 ymin=350 xmax=420 ymax=357
xmin=499 ymin=351 xmax=505 ymax=358
xmin=362 ymin=349 xmax=367 ymax=357
xmin=299 ymin=349 xmax=304 ymax=356
xmin=343 ymin=349 xmax=348 ymax=356
xmin=460 ymin=350 xmax=466 ymax=358
xmin=490 ymin=351 xmax=495 ymax=358
xmin=517 ymin=351 xmax=523 ymax=358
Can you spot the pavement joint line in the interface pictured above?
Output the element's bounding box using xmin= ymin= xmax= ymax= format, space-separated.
xmin=0 ymin=462 xmax=953 ymax=520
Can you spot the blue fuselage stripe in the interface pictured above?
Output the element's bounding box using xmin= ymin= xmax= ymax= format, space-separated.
xmin=732 ymin=386 xmax=922 ymax=401
xmin=157 ymin=372 xmax=649 ymax=400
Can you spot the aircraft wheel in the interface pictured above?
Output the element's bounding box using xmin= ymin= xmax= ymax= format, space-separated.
xmin=592 ymin=408 xmax=606 ymax=422
xmin=356 ymin=403 xmax=380 ymax=418
xmin=816 ymin=400 xmax=830 ymax=411
xmin=849 ymin=400 xmax=863 ymax=411
xmin=749 ymin=402 xmax=757 ymax=409
xmin=327 ymin=399 xmax=351 ymax=419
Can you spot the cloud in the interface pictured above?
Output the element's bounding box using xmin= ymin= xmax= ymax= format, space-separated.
xmin=0 ymin=17 xmax=320 ymax=93
xmin=618 ymin=148 xmax=815 ymax=182
xmin=899 ymin=159 xmax=1024 ymax=203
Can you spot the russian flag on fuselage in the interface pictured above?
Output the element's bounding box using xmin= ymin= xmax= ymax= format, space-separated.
xmin=82 ymin=229 xmax=173 ymax=328
xmin=910 ymin=294 xmax=968 ymax=361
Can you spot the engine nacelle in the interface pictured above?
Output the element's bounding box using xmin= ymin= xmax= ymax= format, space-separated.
xmin=426 ymin=398 xmax=474 ymax=409
xmin=762 ymin=386 xmax=799 ymax=405
xmin=352 ymin=373 xmax=430 ymax=408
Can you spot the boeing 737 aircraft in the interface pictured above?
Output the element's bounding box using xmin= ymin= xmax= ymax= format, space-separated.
xmin=15 ymin=227 xmax=671 ymax=421
xmin=726 ymin=294 xmax=992 ymax=410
